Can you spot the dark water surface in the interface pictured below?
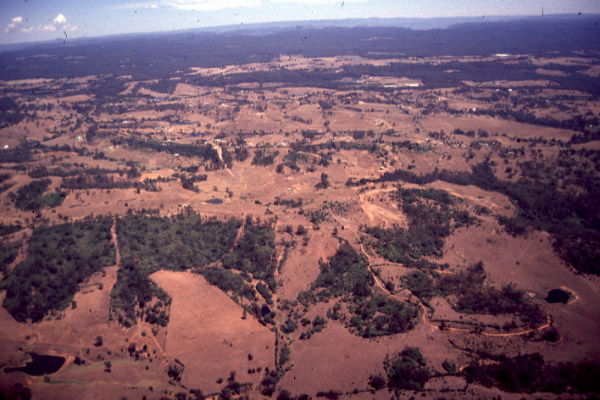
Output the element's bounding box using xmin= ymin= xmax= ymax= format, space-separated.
xmin=4 ymin=353 xmax=65 ymax=376
xmin=545 ymin=289 xmax=570 ymax=304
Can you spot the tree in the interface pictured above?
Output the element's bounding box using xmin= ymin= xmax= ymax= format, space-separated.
xmin=277 ymin=390 xmax=293 ymax=400
xmin=316 ymin=172 xmax=330 ymax=189
xmin=296 ymin=225 xmax=307 ymax=235
xmin=385 ymin=347 xmax=431 ymax=391
xmin=94 ymin=336 xmax=103 ymax=347
xmin=369 ymin=374 xmax=386 ymax=390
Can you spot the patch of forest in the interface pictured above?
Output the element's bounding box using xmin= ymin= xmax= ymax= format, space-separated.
xmin=0 ymin=173 xmax=13 ymax=193
xmin=0 ymin=222 xmax=21 ymax=237
xmin=112 ymin=212 xmax=278 ymax=327
xmin=0 ymin=241 xmax=20 ymax=275
xmin=368 ymin=347 xmax=600 ymax=396
xmin=364 ymin=186 xmax=476 ymax=270
xmin=9 ymin=179 xmax=67 ymax=211
xmin=1 ymin=16 xmax=597 ymax=85
xmin=0 ymin=97 xmax=27 ymax=129
xmin=463 ymin=353 xmax=600 ymax=395
xmin=298 ymin=242 xmax=419 ymax=338
xmin=200 ymin=217 xmax=279 ymax=325
xmin=112 ymin=211 xmax=242 ymax=327
xmin=0 ymin=146 xmax=32 ymax=164
xmin=402 ymin=263 xmax=546 ymax=328
xmin=352 ymin=161 xmax=600 ymax=275
xmin=0 ymin=217 xmax=115 ymax=322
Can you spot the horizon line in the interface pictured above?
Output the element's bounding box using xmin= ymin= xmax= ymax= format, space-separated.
xmin=0 ymin=12 xmax=595 ymax=48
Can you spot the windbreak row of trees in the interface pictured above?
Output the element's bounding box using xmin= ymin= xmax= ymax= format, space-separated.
xmin=110 ymin=137 xmax=223 ymax=169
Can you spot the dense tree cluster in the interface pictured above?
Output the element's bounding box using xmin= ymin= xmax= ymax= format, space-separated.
xmin=9 ymin=179 xmax=67 ymax=211
xmin=112 ymin=212 xmax=241 ymax=326
xmin=365 ymin=186 xmax=475 ymax=269
xmin=402 ymin=263 xmax=546 ymax=328
xmin=358 ymin=162 xmax=600 ymax=275
xmin=222 ymin=219 xmax=277 ymax=288
xmin=463 ymin=353 xmax=600 ymax=394
xmin=298 ymin=242 xmax=419 ymax=337
xmin=252 ymin=149 xmax=280 ymax=166
xmin=384 ymin=347 xmax=432 ymax=392
xmin=0 ymin=242 xmax=20 ymax=275
xmin=0 ymin=217 xmax=115 ymax=322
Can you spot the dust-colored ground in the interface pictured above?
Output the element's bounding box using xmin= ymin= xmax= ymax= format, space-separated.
xmin=1 ymin=52 xmax=599 ymax=399
xmin=150 ymin=270 xmax=275 ymax=393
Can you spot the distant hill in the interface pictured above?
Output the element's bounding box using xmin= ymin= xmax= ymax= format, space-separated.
xmin=0 ymin=14 xmax=598 ymax=80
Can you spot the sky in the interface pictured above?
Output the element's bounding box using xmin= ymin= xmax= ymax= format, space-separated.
xmin=1 ymin=0 xmax=599 ymax=44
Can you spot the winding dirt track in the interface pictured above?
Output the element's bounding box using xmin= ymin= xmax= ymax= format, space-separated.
xmin=342 ymin=188 xmax=552 ymax=338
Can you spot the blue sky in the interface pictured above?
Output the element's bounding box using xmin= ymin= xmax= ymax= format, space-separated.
xmin=1 ymin=0 xmax=599 ymax=44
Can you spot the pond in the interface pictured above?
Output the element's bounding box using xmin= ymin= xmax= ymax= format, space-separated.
xmin=4 ymin=352 xmax=66 ymax=376
xmin=205 ymin=198 xmax=224 ymax=204
xmin=545 ymin=288 xmax=570 ymax=304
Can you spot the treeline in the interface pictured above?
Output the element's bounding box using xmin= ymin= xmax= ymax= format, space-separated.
xmin=463 ymin=107 xmax=598 ymax=134
xmin=463 ymin=353 xmax=600 ymax=395
xmin=0 ymin=173 xmax=13 ymax=193
xmin=0 ymin=217 xmax=115 ymax=322
xmin=370 ymin=347 xmax=600 ymax=396
xmin=61 ymin=174 xmax=161 ymax=192
xmin=111 ymin=137 xmax=223 ymax=169
xmin=290 ymin=139 xmax=381 ymax=156
xmin=28 ymin=165 xmax=117 ymax=179
xmin=0 ymin=223 xmax=21 ymax=237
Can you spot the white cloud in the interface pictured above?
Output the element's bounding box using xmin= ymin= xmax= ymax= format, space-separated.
xmin=54 ymin=14 xmax=67 ymax=25
xmin=43 ymin=24 xmax=57 ymax=32
xmin=21 ymin=26 xmax=35 ymax=33
xmin=5 ymin=16 xmax=24 ymax=33
xmin=66 ymin=25 xmax=79 ymax=32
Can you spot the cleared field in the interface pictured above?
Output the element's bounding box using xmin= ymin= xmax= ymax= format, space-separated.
xmin=150 ymin=270 xmax=275 ymax=393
